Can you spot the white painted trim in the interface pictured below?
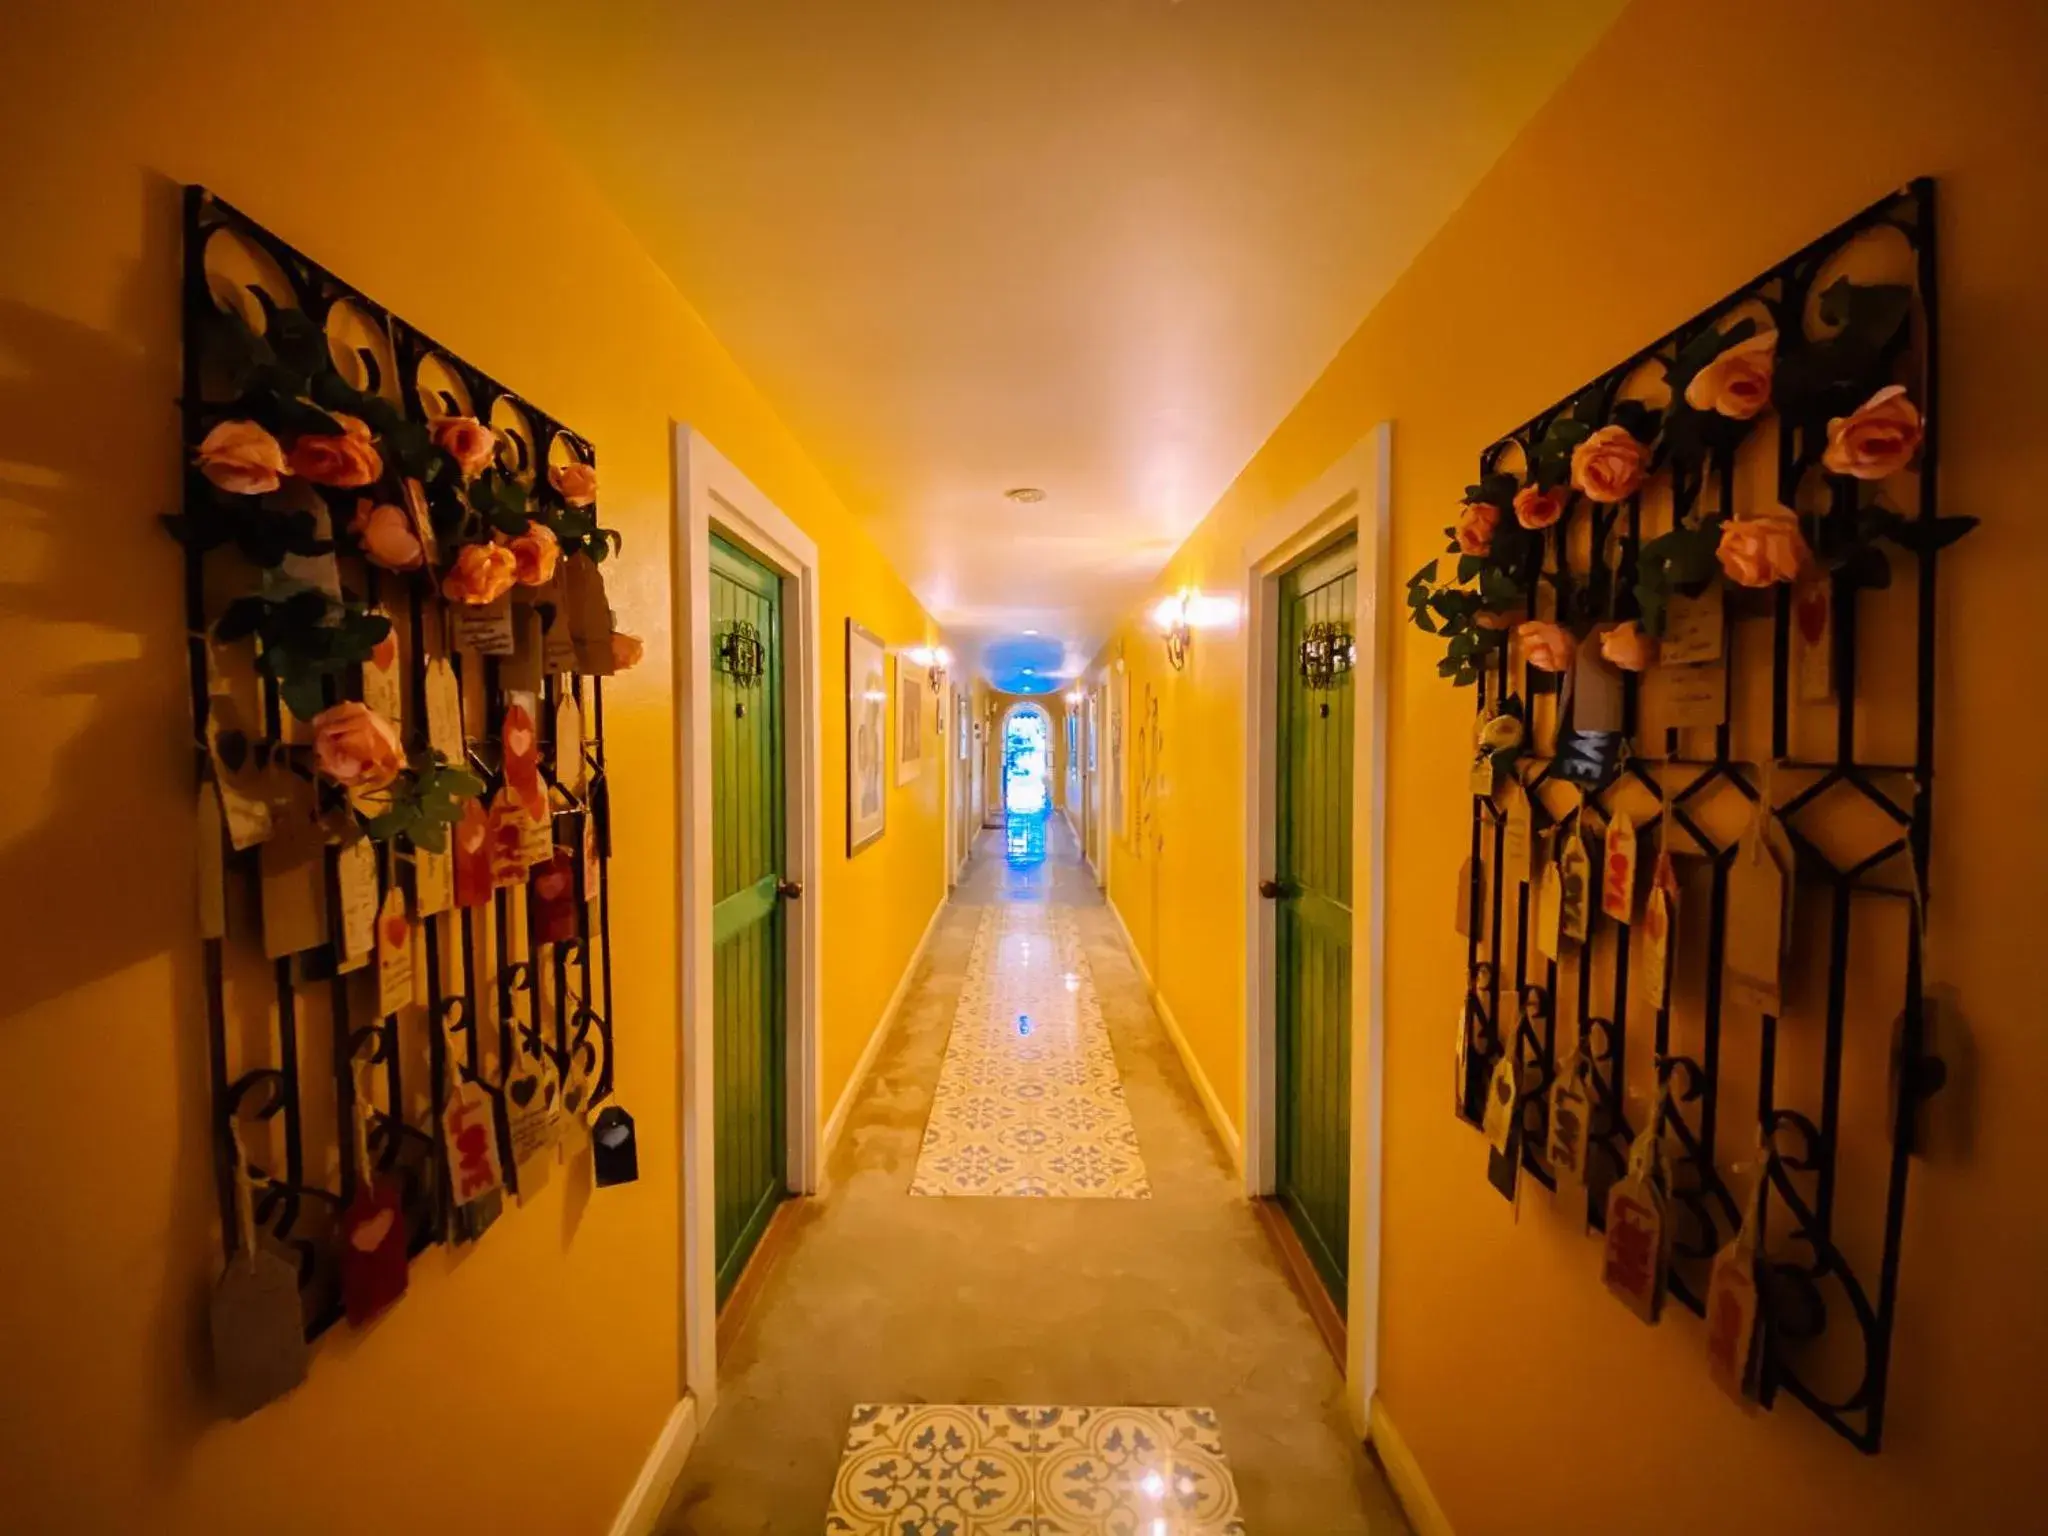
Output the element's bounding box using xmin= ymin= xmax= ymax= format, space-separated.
xmin=1238 ymin=423 xmax=1393 ymax=1431
xmin=1105 ymin=895 xmax=1242 ymax=1173
xmin=607 ymin=1394 xmax=701 ymax=1536
xmin=819 ymin=894 xmax=947 ymax=1168
xmin=1366 ymin=1397 xmax=1454 ymax=1536
xmin=673 ymin=424 xmax=825 ymax=1416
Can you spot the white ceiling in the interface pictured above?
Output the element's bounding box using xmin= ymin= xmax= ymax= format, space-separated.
xmin=483 ymin=0 xmax=1623 ymax=684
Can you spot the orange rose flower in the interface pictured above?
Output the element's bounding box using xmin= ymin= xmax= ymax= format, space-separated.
xmin=501 ymin=525 xmax=561 ymax=587
xmin=431 ymin=416 xmax=498 ymax=480
xmin=1570 ymin=425 xmax=1649 ymax=503
xmin=195 ymin=419 xmax=288 ymax=495
xmin=1684 ymin=330 xmax=1777 ymax=420
xmin=1454 ymin=500 xmax=1499 ymax=557
xmin=550 ymin=460 xmax=598 ymax=508
xmin=1717 ymin=515 xmax=1812 ymax=588
xmin=1513 ymin=484 xmax=1567 ymax=530
xmin=610 ymin=632 xmax=644 ymax=671
xmin=287 ymin=413 xmax=382 ymax=488
xmin=310 ymin=701 xmax=404 ymax=792
xmin=1598 ymin=620 xmax=1658 ymax=672
xmin=1822 ymin=384 xmax=1922 ymax=480
xmin=1516 ymin=620 xmax=1576 ymax=673
xmin=350 ymin=496 xmax=426 ymax=571
xmin=440 ymin=541 xmax=518 ymax=606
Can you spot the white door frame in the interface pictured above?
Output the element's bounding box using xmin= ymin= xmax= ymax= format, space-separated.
xmin=673 ymin=424 xmax=824 ymax=1416
xmin=1240 ymin=422 xmax=1392 ymax=1435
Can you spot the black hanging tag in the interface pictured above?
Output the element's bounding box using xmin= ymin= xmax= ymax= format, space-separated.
xmin=592 ymin=1104 xmax=639 ymax=1187
xmin=590 ymin=772 xmax=612 ymax=861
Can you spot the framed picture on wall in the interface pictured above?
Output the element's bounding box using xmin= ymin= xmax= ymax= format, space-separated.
xmin=957 ymin=688 xmax=971 ymax=761
xmin=895 ymin=653 xmax=924 ymax=785
xmin=1111 ymin=667 xmax=1128 ymax=836
xmin=846 ymin=620 xmax=888 ymax=854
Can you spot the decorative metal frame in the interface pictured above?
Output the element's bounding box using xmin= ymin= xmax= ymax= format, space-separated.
xmin=182 ymin=189 xmax=618 ymax=1340
xmin=717 ymin=619 xmax=765 ymax=687
xmin=1297 ymin=619 xmax=1356 ymax=690
xmin=1456 ymin=181 xmax=1945 ymax=1454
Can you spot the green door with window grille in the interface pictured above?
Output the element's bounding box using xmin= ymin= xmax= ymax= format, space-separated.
xmin=711 ymin=535 xmax=786 ymax=1302
xmin=1274 ymin=537 xmax=1356 ymax=1308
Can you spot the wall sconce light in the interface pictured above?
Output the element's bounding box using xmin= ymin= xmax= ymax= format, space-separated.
xmin=1065 ymin=688 xmax=1085 ymax=706
xmin=907 ymin=645 xmax=951 ymax=695
xmin=1150 ymin=588 xmax=1236 ymax=671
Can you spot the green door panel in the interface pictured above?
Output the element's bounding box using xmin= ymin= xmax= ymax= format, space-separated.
xmin=710 ymin=535 xmax=786 ymax=1302
xmin=1275 ymin=537 xmax=1357 ymax=1310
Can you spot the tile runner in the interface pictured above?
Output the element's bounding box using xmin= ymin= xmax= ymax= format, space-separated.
xmin=823 ymin=1403 xmax=1247 ymax=1535
xmin=909 ymin=903 xmax=1150 ymax=1198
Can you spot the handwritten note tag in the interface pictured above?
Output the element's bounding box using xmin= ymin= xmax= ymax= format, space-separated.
xmin=1660 ymin=590 xmax=1725 ymax=666
xmin=335 ymin=836 xmax=378 ymax=971
xmin=504 ymin=606 xmax=544 ymax=698
xmin=532 ymin=853 xmax=579 ymax=945
xmin=443 ymin=1080 xmax=505 ymax=1212
xmin=1602 ymin=811 xmax=1638 ymax=925
xmin=207 ymin=698 xmax=276 ymax=851
xmin=1559 ymin=828 xmax=1591 ymax=945
xmin=376 ymin=889 xmax=413 ymax=1017
xmin=505 ymin=1049 xmax=562 ymax=1177
xmin=361 ymin=617 xmax=403 ymax=723
xmin=424 ymin=657 xmax=465 ymax=765
xmin=453 ymin=593 xmax=515 ymax=657
xmin=1645 ymin=660 xmax=1728 ymax=730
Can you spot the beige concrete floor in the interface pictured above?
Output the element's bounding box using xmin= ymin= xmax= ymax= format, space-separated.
xmin=661 ymin=823 xmax=1410 ymax=1534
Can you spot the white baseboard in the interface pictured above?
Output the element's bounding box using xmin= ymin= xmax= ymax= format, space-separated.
xmin=820 ymin=895 xmax=947 ymax=1163
xmin=1367 ymin=1396 xmax=1453 ymax=1536
xmin=1104 ymin=896 xmax=1243 ymax=1173
xmin=608 ymin=1393 xmax=701 ymax=1536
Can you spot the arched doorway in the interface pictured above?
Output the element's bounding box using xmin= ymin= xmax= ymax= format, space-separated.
xmin=1000 ymin=704 xmax=1051 ymax=863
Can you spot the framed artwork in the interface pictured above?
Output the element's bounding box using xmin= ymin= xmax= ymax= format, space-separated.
xmin=1111 ymin=668 xmax=1129 ymax=835
xmin=956 ymin=687 xmax=971 ymax=761
xmin=845 ymin=620 xmax=887 ymax=853
xmin=894 ymin=653 xmax=923 ymax=784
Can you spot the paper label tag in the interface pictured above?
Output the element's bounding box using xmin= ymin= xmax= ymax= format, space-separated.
xmin=540 ymin=577 xmax=579 ymax=676
xmin=1660 ymin=590 xmax=1726 ymax=666
xmin=1706 ymin=1239 xmax=1763 ymax=1403
xmin=376 ymin=889 xmax=413 ymax=1017
xmin=209 ymin=1246 xmax=309 ymax=1417
xmin=424 ymin=657 xmax=465 ymax=765
xmin=259 ymin=787 xmax=327 ymax=959
xmin=453 ymin=593 xmax=516 ymax=657
xmin=1602 ymin=811 xmax=1638 ymax=925
xmin=1575 ymin=639 xmax=1624 ymax=732
xmin=1725 ymin=819 xmax=1787 ymax=1014
xmin=532 ymin=853 xmax=580 ymax=945
xmin=1794 ymin=579 xmax=1835 ymax=704
xmin=504 ymin=605 xmax=544 ymax=698
xmin=1535 ymin=847 xmax=1563 ymax=961
xmin=208 ymin=695 xmax=276 ymax=851
xmin=555 ymin=694 xmax=585 ymax=797
xmin=503 ymin=698 xmax=547 ymax=822
xmin=1642 ymin=850 xmax=1679 ymax=1011
xmin=1468 ymin=756 xmax=1495 ymax=796
xmin=339 ymin=1177 xmax=408 ymax=1326
xmin=454 ymin=797 xmax=495 ymax=908
xmin=1482 ymin=1053 xmax=1518 ymax=1154
xmin=361 ymin=616 xmax=403 ymax=723
xmin=1503 ymin=783 xmax=1532 ymax=886
xmin=505 ymin=1050 xmax=562 ymax=1172
xmin=1602 ymin=1172 xmax=1666 ymax=1323
xmin=414 ymin=846 xmax=452 ymax=917
xmin=1559 ymin=828 xmax=1591 ymax=945
xmin=1547 ymin=1064 xmax=1591 ymax=1183
xmin=443 ymin=1081 xmax=505 ymax=1208
xmin=335 ymin=836 xmax=378 ymax=970
xmin=1645 ymin=660 xmax=1728 ymax=730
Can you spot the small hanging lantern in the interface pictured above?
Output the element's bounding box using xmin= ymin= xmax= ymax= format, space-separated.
xmin=1298 ymin=620 xmax=1355 ymax=691
xmin=717 ymin=620 xmax=764 ymax=715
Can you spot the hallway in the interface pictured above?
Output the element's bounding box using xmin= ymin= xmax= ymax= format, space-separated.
xmin=665 ymin=824 xmax=1407 ymax=1534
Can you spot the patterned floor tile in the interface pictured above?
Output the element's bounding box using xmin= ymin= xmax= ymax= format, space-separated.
xmin=823 ymin=1406 xmax=1247 ymax=1536
xmin=910 ymin=905 xmax=1150 ymax=1199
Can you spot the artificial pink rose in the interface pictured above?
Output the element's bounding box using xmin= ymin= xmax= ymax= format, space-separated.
xmin=1454 ymin=500 xmax=1499 ymax=557
xmin=1684 ymin=330 xmax=1777 ymax=420
xmin=440 ymin=541 xmax=518 ymax=606
xmin=287 ymin=412 xmax=383 ymax=488
xmin=610 ymin=632 xmax=644 ymax=671
xmin=194 ymin=419 xmax=288 ymax=495
xmin=1822 ymin=384 xmax=1922 ymax=480
xmin=1516 ymin=620 xmax=1576 ymax=673
xmin=349 ymin=496 xmax=425 ymax=571
xmin=1514 ymin=484 xmax=1567 ymax=530
xmin=1717 ymin=516 xmax=1812 ymax=588
xmin=1570 ymin=425 xmax=1649 ymax=504
xmin=310 ymin=701 xmax=404 ymax=792
xmin=431 ymin=415 xmax=498 ymax=480
xmin=1599 ymin=620 xmax=1658 ymax=672
xmin=500 ymin=525 xmax=560 ymax=587
xmin=550 ymin=460 xmax=598 ymax=507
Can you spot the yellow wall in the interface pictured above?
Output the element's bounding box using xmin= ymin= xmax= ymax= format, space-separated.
xmin=0 ymin=2 xmax=943 ymax=1531
xmin=1096 ymin=1 xmax=2046 ymax=1530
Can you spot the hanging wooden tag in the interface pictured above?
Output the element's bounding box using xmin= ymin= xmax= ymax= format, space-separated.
xmin=592 ymin=1105 xmax=639 ymax=1187
xmin=1644 ymin=660 xmax=1728 ymax=730
xmin=424 ymin=657 xmax=465 ymax=765
xmin=1554 ymin=729 xmax=1621 ymax=785
xmin=540 ymin=577 xmax=579 ymax=675
xmin=1602 ymin=1140 xmax=1666 ymax=1324
xmin=1574 ymin=638 xmax=1625 ymax=733
xmin=259 ymin=786 xmax=327 ymax=959
xmin=443 ymin=1078 xmax=504 ymax=1212
xmin=276 ymin=482 xmax=342 ymax=596
xmin=1559 ymin=827 xmax=1591 ymax=945
xmin=1602 ymin=810 xmax=1638 ymax=925
xmin=502 ymin=697 xmax=547 ymax=822
xmin=563 ymin=553 xmax=616 ymax=675
xmin=375 ymin=889 xmax=413 ymax=1018
xmin=1642 ymin=849 xmax=1680 ymax=1012
xmin=1793 ymin=579 xmax=1835 ymax=704
xmin=1453 ymin=1004 xmax=1471 ymax=1118
xmin=1660 ymin=590 xmax=1726 ymax=666
xmin=335 ymin=836 xmax=378 ymax=972
xmin=196 ymin=783 xmax=228 ymax=941
xmin=1503 ymin=781 xmax=1533 ymax=885
xmin=1485 ymin=1067 xmax=1523 ymax=1207
xmin=453 ymin=797 xmax=494 ymax=908
xmin=1453 ymin=856 xmax=1476 ymax=939
xmin=486 ymin=789 xmax=530 ymax=890
xmin=582 ymin=814 xmax=602 ymax=904
xmin=504 ymin=606 xmax=545 ymax=698
xmin=209 ymin=1128 xmax=308 ymax=1417
xmin=414 ymin=845 xmax=452 ymax=917
xmin=1535 ymin=845 xmax=1564 ymax=961
xmin=338 ymin=1175 xmax=408 ymax=1326
xmin=453 ymin=593 xmax=516 ymax=657
xmin=1468 ymin=755 xmax=1495 ymax=797
xmin=532 ymin=852 xmax=580 ymax=946
xmin=1547 ymin=1056 xmax=1592 ymax=1184
xmin=1725 ymin=816 xmax=1787 ymax=1015
xmin=555 ymin=694 xmax=585 ymax=797
xmin=361 ymin=616 xmax=403 ymax=723
xmin=1482 ymin=1052 xmax=1518 ymax=1155
xmin=1706 ymin=1181 xmax=1765 ymax=1405
xmin=207 ymin=697 xmax=275 ymax=850
xmin=504 ymin=1048 xmax=563 ymax=1180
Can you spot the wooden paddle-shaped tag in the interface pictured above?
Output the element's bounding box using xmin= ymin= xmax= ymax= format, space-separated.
xmin=208 ymin=1122 xmax=308 ymax=1417
xmin=338 ymin=1056 xmax=408 ymax=1326
xmin=1706 ymin=1151 xmax=1768 ymax=1405
xmin=1602 ymin=1110 xmax=1668 ymax=1324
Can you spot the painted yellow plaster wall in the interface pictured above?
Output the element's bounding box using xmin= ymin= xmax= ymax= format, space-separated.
xmin=1096 ymin=1 xmax=2046 ymax=1530
xmin=0 ymin=2 xmax=942 ymax=1531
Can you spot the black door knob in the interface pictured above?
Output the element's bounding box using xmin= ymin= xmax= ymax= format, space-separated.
xmin=776 ymin=879 xmax=803 ymax=899
xmin=1258 ymin=878 xmax=1283 ymax=899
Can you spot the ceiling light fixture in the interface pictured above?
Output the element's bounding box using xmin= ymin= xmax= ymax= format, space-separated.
xmin=1003 ymin=487 xmax=1047 ymax=504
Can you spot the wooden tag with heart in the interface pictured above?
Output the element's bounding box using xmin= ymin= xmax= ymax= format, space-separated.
xmin=376 ymin=889 xmax=413 ymax=1018
xmin=339 ymin=1061 xmax=407 ymax=1326
xmin=1602 ymin=1128 xmax=1667 ymax=1324
xmin=592 ymin=1105 xmax=639 ymax=1187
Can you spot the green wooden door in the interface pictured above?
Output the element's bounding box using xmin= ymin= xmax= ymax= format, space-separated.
xmin=1274 ymin=537 xmax=1356 ymax=1308
xmin=710 ymin=536 xmax=786 ymax=1302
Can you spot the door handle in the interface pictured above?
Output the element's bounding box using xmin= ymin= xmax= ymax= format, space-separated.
xmin=776 ymin=879 xmax=803 ymax=899
xmin=1258 ymin=878 xmax=1284 ymax=899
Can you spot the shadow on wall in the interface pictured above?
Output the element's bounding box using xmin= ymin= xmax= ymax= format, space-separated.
xmin=0 ymin=169 xmax=220 ymax=1476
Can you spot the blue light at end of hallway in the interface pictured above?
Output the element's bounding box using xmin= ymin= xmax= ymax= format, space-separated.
xmin=1018 ymin=1014 xmax=1031 ymax=1035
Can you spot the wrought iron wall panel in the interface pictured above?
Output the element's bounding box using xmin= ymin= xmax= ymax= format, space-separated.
xmin=1451 ymin=181 xmax=1950 ymax=1453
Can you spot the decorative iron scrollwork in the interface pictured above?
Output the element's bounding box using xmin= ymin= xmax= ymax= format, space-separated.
xmin=1297 ymin=620 xmax=1354 ymax=690
xmin=718 ymin=620 xmax=765 ymax=687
